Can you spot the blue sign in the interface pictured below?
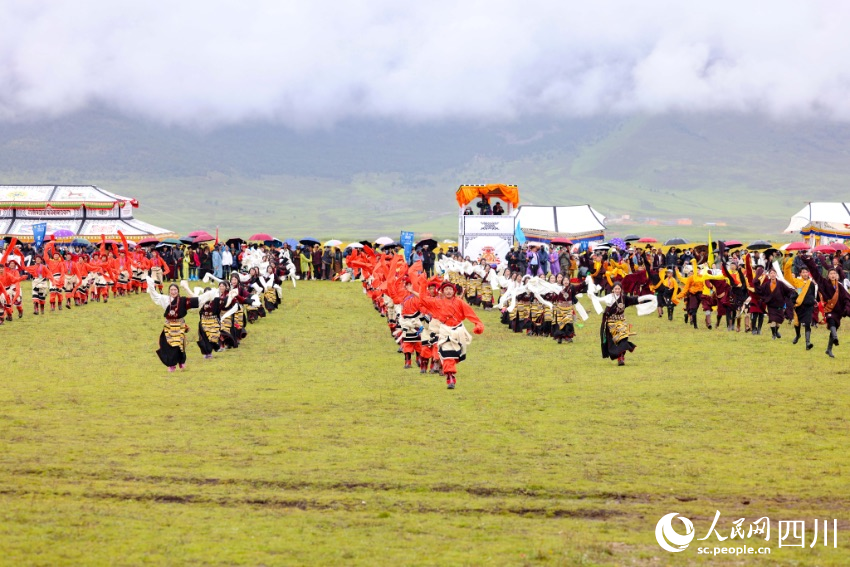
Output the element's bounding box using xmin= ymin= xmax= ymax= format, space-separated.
xmin=400 ymin=231 xmax=415 ymax=263
xmin=32 ymin=222 xmax=47 ymax=249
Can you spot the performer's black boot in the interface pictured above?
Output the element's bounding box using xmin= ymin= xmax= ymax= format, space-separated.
xmin=827 ymin=336 xmax=835 ymax=358
xmin=771 ymin=326 xmax=778 ymax=339
xmin=831 ymin=327 xmax=840 ymax=347
xmin=806 ymin=329 xmax=813 ymax=350
xmin=793 ymin=325 xmax=801 ymax=344
xmin=667 ymin=307 xmax=674 ymax=321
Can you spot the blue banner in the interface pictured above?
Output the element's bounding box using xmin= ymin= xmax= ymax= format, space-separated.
xmin=514 ymin=219 xmax=526 ymax=245
xmin=32 ymin=222 xmax=47 ymax=249
xmin=400 ymin=231 xmax=415 ymax=263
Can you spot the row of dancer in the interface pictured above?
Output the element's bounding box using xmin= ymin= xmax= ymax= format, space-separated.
xmin=348 ymin=247 xmax=484 ymax=389
xmin=147 ymin=246 xmax=296 ymax=371
xmin=0 ymin=234 xmax=172 ymax=324
xmin=436 ymin=257 xmax=657 ymax=366
xmin=580 ymin=246 xmax=850 ymax=357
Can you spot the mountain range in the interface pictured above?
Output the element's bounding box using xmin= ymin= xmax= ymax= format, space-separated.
xmin=1 ymin=109 xmax=847 ymax=240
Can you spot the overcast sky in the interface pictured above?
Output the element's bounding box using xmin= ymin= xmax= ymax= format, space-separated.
xmin=1 ymin=1 xmax=847 ymax=128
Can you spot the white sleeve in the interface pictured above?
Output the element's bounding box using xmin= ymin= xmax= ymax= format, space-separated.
xmin=146 ymin=277 xmax=170 ymax=309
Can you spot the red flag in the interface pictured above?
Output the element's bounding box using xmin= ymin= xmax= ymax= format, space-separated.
xmin=215 ymin=227 xmax=219 ymax=246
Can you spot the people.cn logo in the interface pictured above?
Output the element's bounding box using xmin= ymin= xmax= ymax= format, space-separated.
xmin=655 ymin=513 xmax=695 ymax=553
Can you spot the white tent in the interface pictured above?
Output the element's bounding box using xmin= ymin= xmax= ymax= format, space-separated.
xmin=784 ymin=202 xmax=850 ymax=241
xmin=0 ymin=185 xmax=176 ymax=241
xmin=514 ymin=205 xmax=606 ymax=241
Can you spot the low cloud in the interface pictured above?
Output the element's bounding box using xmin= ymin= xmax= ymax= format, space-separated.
xmin=0 ymin=1 xmax=847 ymax=128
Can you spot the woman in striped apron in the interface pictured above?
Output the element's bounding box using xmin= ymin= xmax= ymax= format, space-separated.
xmin=147 ymin=279 xmax=216 ymax=371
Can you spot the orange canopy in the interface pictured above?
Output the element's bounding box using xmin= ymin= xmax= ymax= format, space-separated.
xmin=456 ymin=184 xmax=520 ymax=209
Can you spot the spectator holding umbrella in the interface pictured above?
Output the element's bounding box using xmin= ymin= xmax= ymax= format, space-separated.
xmin=299 ymin=246 xmax=312 ymax=280
xmin=322 ymin=246 xmax=333 ymax=280
xmin=312 ymin=245 xmax=322 ymax=280
xmin=189 ymin=248 xmax=200 ymax=281
xmin=333 ymin=247 xmax=343 ymax=276
xmin=199 ymin=246 xmax=213 ymax=281
xmin=423 ymin=245 xmax=435 ymax=277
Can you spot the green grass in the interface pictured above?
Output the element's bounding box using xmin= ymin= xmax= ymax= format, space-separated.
xmin=2 ymin=281 xmax=850 ymax=565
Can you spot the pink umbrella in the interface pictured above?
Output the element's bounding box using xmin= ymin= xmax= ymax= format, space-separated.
xmin=188 ymin=230 xmax=208 ymax=238
xmin=637 ymin=237 xmax=657 ymax=243
xmin=249 ymin=233 xmax=273 ymax=241
xmin=781 ymin=242 xmax=809 ymax=252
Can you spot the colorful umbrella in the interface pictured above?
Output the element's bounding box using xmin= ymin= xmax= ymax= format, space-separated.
xmin=284 ymin=238 xmax=298 ymax=248
xmin=832 ymin=242 xmax=848 ymax=251
xmin=193 ymin=235 xmax=215 ymax=243
xmin=723 ymin=240 xmax=743 ymax=248
xmin=188 ymin=230 xmax=209 ymax=238
xmin=52 ymin=229 xmax=75 ymax=239
xmin=609 ymin=238 xmax=627 ymax=249
xmin=324 ymin=239 xmax=343 ymax=247
xmin=375 ymin=236 xmax=394 ymax=245
xmin=550 ymin=237 xmax=573 ymax=245
xmin=780 ymin=242 xmax=809 ymax=251
xmin=814 ymin=244 xmax=837 ymax=253
xmin=249 ymin=233 xmax=273 ymax=241
xmin=138 ymin=237 xmax=160 ymax=246
xmin=638 ymin=237 xmax=657 ymax=243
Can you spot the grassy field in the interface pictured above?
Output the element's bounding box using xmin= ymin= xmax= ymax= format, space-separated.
xmin=2 ymin=280 xmax=850 ymax=565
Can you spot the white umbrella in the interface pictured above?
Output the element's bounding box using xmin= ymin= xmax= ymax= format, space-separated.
xmin=324 ymin=239 xmax=343 ymax=247
xmin=375 ymin=236 xmax=394 ymax=245
xmin=442 ymin=239 xmax=457 ymax=244
xmin=345 ymin=242 xmax=364 ymax=249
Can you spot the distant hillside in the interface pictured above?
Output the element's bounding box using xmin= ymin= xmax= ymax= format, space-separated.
xmin=0 ymin=110 xmax=848 ymax=240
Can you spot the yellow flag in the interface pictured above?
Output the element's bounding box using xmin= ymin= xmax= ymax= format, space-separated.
xmin=708 ymin=230 xmax=714 ymax=267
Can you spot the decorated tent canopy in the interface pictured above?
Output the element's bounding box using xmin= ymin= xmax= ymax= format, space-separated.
xmin=515 ymin=205 xmax=607 ymax=243
xmin=455 ymin=184 xmax=520 ymax=209
xmin=0 ymin=185 xmax=176 ymax=242
xmin=784 ymin=202 xmax=850 ymax=241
